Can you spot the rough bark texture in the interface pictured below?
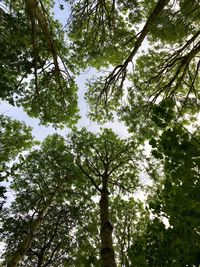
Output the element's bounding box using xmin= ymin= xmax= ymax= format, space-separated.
xmin=99 ymin=175 xmax=116 ymax=267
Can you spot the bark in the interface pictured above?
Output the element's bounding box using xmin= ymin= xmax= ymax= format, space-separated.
xmin=24 ymin=0 xmax=60 ymax=74
xmin=99 ymin=175 xmax=116 ymax=267
xmin=37 ymin=249 xmax=45 ymax=267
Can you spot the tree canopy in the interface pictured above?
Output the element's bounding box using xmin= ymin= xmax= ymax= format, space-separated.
xmin=0 ymin=0 xmax=200 ymax=266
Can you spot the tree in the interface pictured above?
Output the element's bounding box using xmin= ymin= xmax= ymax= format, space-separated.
xmin=2 ymin=0 xmax=199 ymax=126
xmin=0 ymin=115 xmax=34 ymax=207
xmin=65 ymin=0 xmax=200 ymax=125
xmin=110 ymin=196 xmax=148 ymax=267
xmin=1 ymin=134 xmax=83 ymax=267
xmin=0 ymin=0 xmax=79 ymax=126
xmin=0 ymin=115 xmax=33 ymax=163
xmin=69 ymin=194 xmax=148 ymax=267
xmin=2 ymin=198 xmax=90 ymax=267
xmin=128 ymin=124 xmax=200 ymax=266
xmin=1 ymin=0 xmax=200 ymax=266
xmin=69 ymin=128 xmax=140 ymax=266
xmin=1 ymin=130 xmax=146 ymax=267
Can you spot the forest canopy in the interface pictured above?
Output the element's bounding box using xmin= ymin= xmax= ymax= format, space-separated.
xmin=0 ymin=0 xmax=200 ymax=266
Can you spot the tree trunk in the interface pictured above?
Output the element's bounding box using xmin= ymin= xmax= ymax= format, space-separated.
xmin=37 ymin=250 xmax=44 ymax=267
xmin=7 ymin=205 xmax=49 ymax=267
xmin=99 ymin=175 xmax=116 ymax=267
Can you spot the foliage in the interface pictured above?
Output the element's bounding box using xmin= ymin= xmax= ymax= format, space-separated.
xmin=128 ymin=125 xmax=200 ymax=266
xmin=0 ymin=115 xmax=34 ymax=207
xmin=0 ymin=134 xmax=91 ymax=266
xmin=69 ymin=127 xmax=140 ymax=194
xmin=76 ymin=0 xmax=200 ymax=124
xmin=66 ymin=0 xmax=142 ymax=70
xmin=0 ymin=0 xmax=79 ymax=126
xmin=0 ymin=115 xmax=33 ymax=163
xmin=111 ymin=196 xmax=148 ymax=266
xmin=0 ymin=0 xmax=200 ymax=266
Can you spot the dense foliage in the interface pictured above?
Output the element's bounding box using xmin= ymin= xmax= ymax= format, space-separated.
xmin=0 ymin=0 xmax=200 ymax=266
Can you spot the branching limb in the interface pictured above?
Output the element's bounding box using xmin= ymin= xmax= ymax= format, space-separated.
xmin=104 ymin=0 xmax=170 ymax=90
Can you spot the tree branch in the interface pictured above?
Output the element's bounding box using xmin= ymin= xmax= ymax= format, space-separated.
xmin=76 ymin=162 xmax=102 ymax=193
xmin=104 ymin=0 xmax=170 ymax=90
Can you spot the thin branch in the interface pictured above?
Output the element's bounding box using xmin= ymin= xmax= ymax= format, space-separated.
xmin=108 ymin=178 xmax=132 ymax=193
xmin=76 ymin=162 xmax=102 ymax=193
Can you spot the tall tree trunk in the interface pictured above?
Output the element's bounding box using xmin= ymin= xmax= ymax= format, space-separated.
xmin=99 ymin=175 xmax=116 ymax=267
xmin=37 ymin=250 xmax=44 ymax=267
xmin=7 ymin=194 xmax=55 ymax=267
